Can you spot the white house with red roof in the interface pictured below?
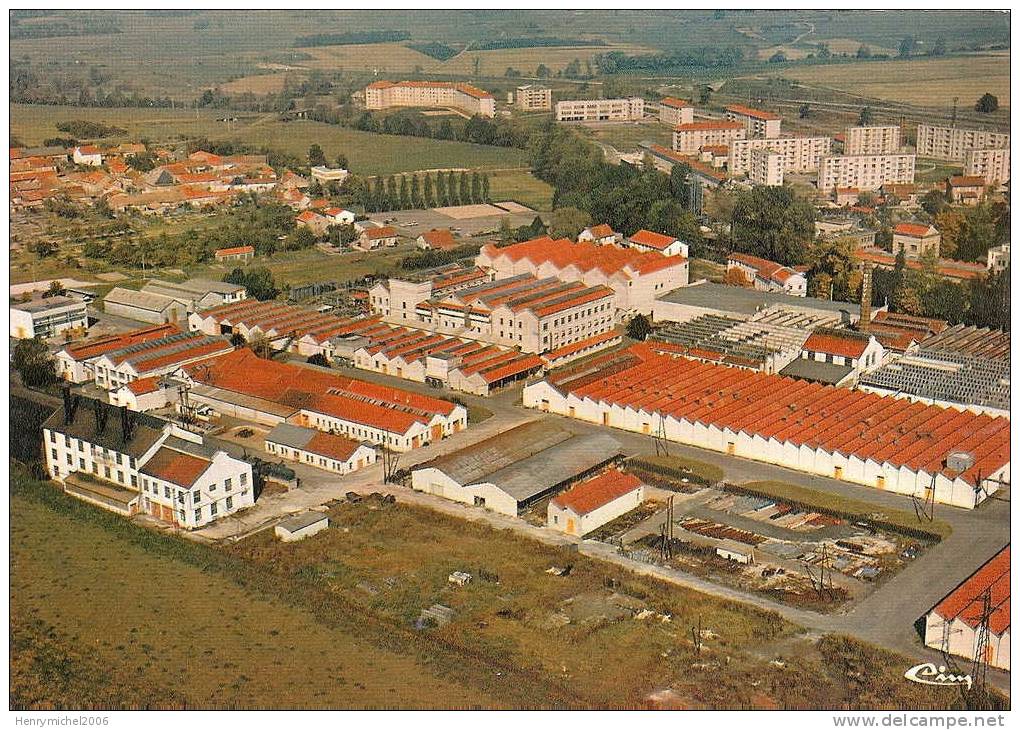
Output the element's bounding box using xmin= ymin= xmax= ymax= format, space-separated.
xmin=72 ymin=145 xmax=104 ymax=167
xmin=264 ymin=423 xmax=376 ymax=475
xmin=625 ymin=229 xmax=688 ymax=258
xmin=798 ymin=327 xmax=885 ymax=377
xmin=547 ymin=468 xmax=645 ymax=536
xmin=727 ymin=253 xmax=807 ymax=297
xmin=111 ymin=376 xmax=173 ymax=412
xmin=416 ymin=228 xmax=458 ymax=251
xmin=323 ymin=207 xmax=355 ymax=226
xmin=892 ymin=222 xmax=941 ymax=258
xmin=924 ymin=545 xmax=1010 ymax=670
xmin=357 ymin=225 xmax=399 ymax=249
xmin=658 ymin=97 xmax=694 ymax=127
xmin=577 ymin=224 xmax=619 ymax=246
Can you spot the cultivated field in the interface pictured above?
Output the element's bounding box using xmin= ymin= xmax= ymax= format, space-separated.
xmin=780 ymin=53 xmax=1011 ymax=108
xmin=10 ymin=104 xmax=236 ymax=146
xmin=220 ymin=72 xmax=293 ymax=95
xmin=302 ymin=43 xmax=441 ymax=74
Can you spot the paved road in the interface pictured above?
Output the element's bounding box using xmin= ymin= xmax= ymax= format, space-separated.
xmin=185 ymin=369 xmax=1010 ymax=693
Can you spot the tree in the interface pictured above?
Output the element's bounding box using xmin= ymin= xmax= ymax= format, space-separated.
xmin=730 ymin=186 xmax=815 ymax=265
xmin=410 ymin=174 xmax=423 ymax=208
xmin=12 ymin=337 xmax=56 ymax=388
xmin=371 ymin=177 xmax=386 ymax=211
xmin=930 ymin=37 xmax=947 ymax=56
xmin=307 ymin=143 xmax=326 ymax=167
xmin=799 ymin=103 xmax=811 ymax=119
xmin=399 ymin=175 xmax=411 ymax=209
xmin=920 ymin=189 xmax=949 ymax=217
xmin=723 ymin=267 xmax=752 ymax=288
xmin=967 ymin=266 xmax=1009 ymax=330
xmin=856 ymin=44 xmax=872 ymax=59
xmin=436 ymin=172 xmax=448 ymax=206
xmin=481 ymin=173 xmax=490 ymax=202
xmin=975 ymin=93 xmax=999 ymax=114
xmin=224 ymin=266 xmax=278 ymax=301
xmin=336 ymin=153 xmax=349 ymax=169
xmin=535 ymin=63 xmax=550 ymax=78
xmin=307 ymin=353 xmax=330 ymax=367
xmin=548 ymin=207 xmax=592 ymax=240
xmin=247 ymin=334 xmax=275 ymax=359
xmin=807 ymin=236 xmax=860 ymax=302
xmin=459 ymin=172 xmax=471 ymax=204
xmin=497 ymin=216 xmax=514 ymax=246
xmin=424 ymin=173 xmax=436 ymax=207
xmin=954 ymin=203 xmax=999 ymax=261
xmin=229 ymin=332 xmax=246 ymax=347
xmin=898 ymin=36 xmax=916 ymax=58
xmin=626 ymin=314 xmax=651 ymax=341
xmin=471 ymin=172 xmax=482 ymax=203
xmin=857 ymin=106 xmax=874 ymax=126
xmin=45 ymin=280 xmax=66 ymax=298
xmin=768 ymin=51 xmax=787 ymax=63
xmin=697 ymin=84 xmax=711 ymax=104
xmin=436 ymin=119 xmax=455 ymax=140
xmin=385 ymin=176 xmax=398 ymax=210
xmin=933 ymin=209 xmax=965 ymax=258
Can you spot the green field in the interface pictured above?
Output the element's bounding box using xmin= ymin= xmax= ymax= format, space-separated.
xmin=487 ymin=170 xmax=555 ymax=211
xmin=581 ymin=121 xmax=672 ymax=154
xmin=10 ymin=464 xmax=970 ymax=710
xmin=186 ymin=247 xmax=408 ymax=289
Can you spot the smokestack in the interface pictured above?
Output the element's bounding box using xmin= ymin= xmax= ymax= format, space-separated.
xmin=859 ymin=262 xmax=873 ymax=331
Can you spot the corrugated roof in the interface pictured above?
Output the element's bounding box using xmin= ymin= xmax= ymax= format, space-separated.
xmin=104 ymin=287 xmax=177 ymax=313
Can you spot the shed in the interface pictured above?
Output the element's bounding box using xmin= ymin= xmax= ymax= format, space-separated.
xmin=275 ymin=511 xmax=330 ymax=542
xmin=715 ymin=539 xmax=755 ymax=564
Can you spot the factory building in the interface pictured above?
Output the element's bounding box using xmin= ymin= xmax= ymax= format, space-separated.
xmin=652 ymin=281 xmax=858 ymax=326
xmin=477 ymin=236 xmax=689 ymax=315
xmin=10 ymin=296 xmax=88 ymax=340
xmin=924 ymin=546 xmax=1010 ymax=671
xmin=547 ymin=468 xmax=645 ymax=537
xmin=140 ymin=278 xmax=247 ymax=312
xmin=411 ymin=420 xmax=622 ymax=517
xmin=104 ymin=287 xmax=188 ymax=325
xmin=726 ymin=253 xmax=807 ymax=296
xmin=264 ymin=423 xmax=376 ymax=475
xmin=523 ymin=344 xmax=1009 ymax=508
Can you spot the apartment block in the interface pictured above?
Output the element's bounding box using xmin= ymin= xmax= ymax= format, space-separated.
xmin=673 ymin=121 xmax=746 ymax=154
xmin=725 ymin=104 xmax=781 ymax=138
xmin=964 ymin=147 xmax=1011 ymax=186
xmin=844 ymin=126 xmax=902 ymax=155
xmin=364 ymin=80 xmax=495 ymax=117
xmin=916 ymin=124 xmax=1010 ymax=161
xmin=728 ymin=136 xmax=832 ymax=176
xmin=658 ymin=97 xmax=694 ymax=127
xmin=817 ymin=153 xmax=916 ymax=192
xmin=515 ymin=84 xmax=552 ymax=111
xmin=749 ymin=148 xmax=785 ymax=186
xmin=555 ymin=97 xmax=644 ymax=122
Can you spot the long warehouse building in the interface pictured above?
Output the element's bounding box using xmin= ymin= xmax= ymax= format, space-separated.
xmin=522 ymin=344 xmax=1009 ymax=508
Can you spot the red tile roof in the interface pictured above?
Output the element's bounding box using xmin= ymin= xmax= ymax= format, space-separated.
xmin=126 ymin=376 xmax=161 ymax=396
xmin=894 ymin=223 xmax=937 ymax=238
xmin=628 ymin=229 xmax=677 ymax=251
xmin=482 ymin=236 xmax=686 ymax=281
xmin=676 ymin=121 xmax=745 ymax=132
xmin=296 ymin=210 xmax=325 ymax=224
xmin=803 ymin=330 xmax=871 ymax=359
xmin=586 ymin=224 xmax=615 ymax=239
xmin=364 ymin=226 xmax=398 ymax=239
xmin=419 ymin=228 xmax=458 ymax=250
xmin=660 ymin=97 xmax=690 ymax=109
xmin=725 ymin=104 xmax=780 ymax=121
xmin=551 ymin=468 xmax=643 ymax=515
xmin=304 ymin=431 xmax=365 ymax=463
xmin=141 ymin=447 xmax=212 ymax=488
xmin=949 ymin=175 xmax=986 ymax=188
xmin=932 ymin=546 xmax=1009 ymax=635
xmin=215 ymin=245 xmax=255 ymax=257
xmin=542 ymin=330 xmax=621 ymax=363
xmin=545 ymin=345 xmax=1010 ymax=488
xmin=855 ymin=248 xmax=986 ymax=282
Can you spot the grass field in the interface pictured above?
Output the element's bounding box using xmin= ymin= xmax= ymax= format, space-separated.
xmin=779 ymin=53 xmax=1011 ymax=109
xmin=581 ymin=121 xmax=672 ymax=153
xmin=11 ymin=464 xmax=971 ymax=710
xmin=220 ymin=72 xmax=292 ymax=95
xmin=302 ymin=43 xmax=441 ymax=74
xmin=185 ymin=247 xmax=408 ymax=289
xmin=487 ymin=170 xmax=555 ymax=211
xmin=11 ymin=104 xmax=530 ymax=176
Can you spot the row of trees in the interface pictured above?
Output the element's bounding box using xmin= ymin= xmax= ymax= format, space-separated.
xmin=346 ymin=170 xmax=491 ymax=213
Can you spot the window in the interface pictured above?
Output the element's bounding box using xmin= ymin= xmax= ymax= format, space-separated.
xmin=225 ymin=477 xmax=233 ymax=490
xmin=226 ymin=496 xmax=233 ymax=510
xmin=177 ymin=491 xmax=185 ymax=504
xmin=79 ymin=458 xmax=86 ymax=469
xmin=194 ymin=508 xmax=202 ymax=522
xmin=209 ymin=482 xmax=216 ymax=492
xmin=131 ymin=475 xmax=137 ymax=487
xmin=51 ymin=448 xmax=58 ymax=461
xmin=104 ymin=466 xmax=111 ymax=479
xmin=66 ymin=453 xmax=73 ymax=465
xmin=164 ymin=485 xmax=171 ymax=498
xmin=117 ymin=471 xmax=124 ymax=484
xmin=210 ymin=502 xmax=218 ymax=516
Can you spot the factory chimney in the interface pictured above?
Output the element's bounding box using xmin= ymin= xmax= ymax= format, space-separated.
xmin=859 ymin=262 xmax=873 ymax=332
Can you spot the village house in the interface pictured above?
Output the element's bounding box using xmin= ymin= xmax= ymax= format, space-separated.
xmin=547 ymin=468 xmax=645 ymax=536
xmin=358 ymin=225 xmax=400 ymax=249
xmin=416 ymin=228 xmax=459 ymax=251
xmin=892 ymin=223 xmax=941 ymax=259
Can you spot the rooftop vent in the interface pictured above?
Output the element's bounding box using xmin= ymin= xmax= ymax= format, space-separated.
xmin=945 ymin=451 xmax=975 ymax=472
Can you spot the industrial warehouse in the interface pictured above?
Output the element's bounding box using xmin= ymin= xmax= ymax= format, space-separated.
xmin=523 ymin=344 xmax=1009 ymax=508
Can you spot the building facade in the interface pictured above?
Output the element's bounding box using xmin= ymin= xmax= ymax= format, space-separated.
xmin=892 ymin=223 xmax=941 ymax=258
xmin=843 ymin=125 xmax=902 ymax=155
xmin=10 ymin=296 xmax=88 ymax=340
xmin=555 ymin=97 xmax=644 ymax=122
xmin=749 ymin=148 xmax=784 ymax=186
xmin=658 ymin=97 xmax=694 ymax=127
xmin=964 ymin=147 xmax=1010 ymax=186
xmin=916 ymin=124 xmax=1010 ymax=161
xmin=728 ymin=136 xmax=832 ymax=176
xmin=817 ymin=153 xmax=916 ymax=192
xmin=515 ymin=84 xmax=552 ymax=111
xmin=724 ymin=105 xmax=781 ymax=138
xmin=673 ymin=121 xmax=746 ymax=154
xmin=364 ymin=80 xmax=495 ymax=117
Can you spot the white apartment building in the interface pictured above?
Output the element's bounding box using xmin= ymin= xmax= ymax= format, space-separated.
xmin=964 ymin=147 xmax=1011 ymax=186
xmin=725 ymin=105 xmax=781 ymax=138
xmin=10 ymin=296 xmax=88 ymax=340
xmin=515 ymin=84 xmax=552 ymax=111
xmin=658 ymin=97 xmax=694 ymax=127
xmin=818 ymin=153 xmax=916 ymax=192
xmin=843 ymin=126 xmax=902 ymax=155
xmin=555 ymin=97 xmax=644 ymax=122
xmin=43 ymin=395 xmax=253 ymax=528
xmin=364 ymin=80 xmax=496 ymax=117
xmin=987 ymin=243 xmax=1010 ymax=273
xmin=673 ymin=121 xmax=746 ymax=154
xmin=916 ymin=124 xmax=1010 ymax=161
xmin=728 ymin=136 xmax=832 ymax=176
xmin=749 ymin=148 xmax=785 ymax=186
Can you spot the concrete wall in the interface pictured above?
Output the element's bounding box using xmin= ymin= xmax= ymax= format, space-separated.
xmin=411 ymin=467 xmax=519 ymax=516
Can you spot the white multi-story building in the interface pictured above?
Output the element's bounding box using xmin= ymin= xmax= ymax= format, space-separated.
xmin=749 ymin=148 xmax=785 ymax=186
xmin=10 ymin=296 xmax=88 ymax=340
xmin=843 ymin=126 xmax=902 ymax=155
xmin=987 ymin=243 xmax=1010 ymax=273
xmin=916 ymin=125 xmax=1010 ymax=161
xmin=658 ymin=97 xmax=694 ymax=127
xmin=364 ymin=80 xmax=496 ymax=117
xmin=728 ymin=136 xmax=832 ymax=176
xmin=817 ymin=153 xmax=916 ymax=192
xmin=514 ymin=84 xmax=552 ymax=111
xmin=43 ymin=394 xmax=253 ymax=528
xmin=725 ymin=104 xmax=781 ymax=138
xmin=673 ymin=121 xmax=746 ymax=154
xmin=555 ymin=97 xmax=644 ymax=122
xmin=964 ymin=147 xmax=1011 ymax=186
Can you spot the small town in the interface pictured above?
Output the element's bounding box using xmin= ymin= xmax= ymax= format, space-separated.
xmin=6 ymin=7 xmax=1012 ymax=719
